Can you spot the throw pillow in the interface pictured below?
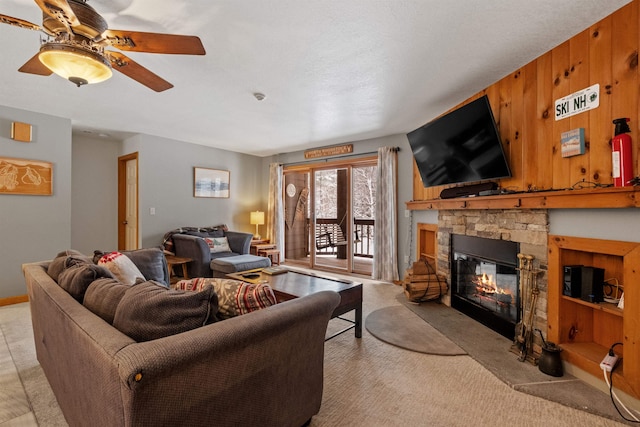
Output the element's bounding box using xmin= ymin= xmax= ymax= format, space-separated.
xmin=47 ymin=250 xmax=92 ymax=282
xmin=95 ymin=247 xmax=169 ymax=287
xmin=204 ymin=237 xmax=232 ymax=253
xmin=83 ymin=278 xmax=130 ymax=324
xmin=98 ymin=252 xmax=145 ymax=285
xmin=113 ymin=280 xmax=218 ymax=342
xmin=175 ymin=277 xmax=277 ymax=320
xmin=57 ymin=263 xmax=114 ymax=302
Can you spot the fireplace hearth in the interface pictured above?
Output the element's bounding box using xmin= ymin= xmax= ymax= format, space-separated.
xmin=451 ymin=234 xmax=519 ymax=339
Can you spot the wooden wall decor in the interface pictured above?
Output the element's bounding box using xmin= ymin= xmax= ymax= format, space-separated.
xmin=413 ymin=1 xmax=639 ymax=203
xmin=304 ymin=144 xmax=353 ymax=159
xmin=0 ymin=156 xmax=52 ymax=195
xmin=11 ymin=122 xmax=32 ymax=142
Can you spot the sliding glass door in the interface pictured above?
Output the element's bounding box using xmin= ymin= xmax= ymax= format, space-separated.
xmin=283 ymin=157 xmax=376 ymax=276
xmin=314 ymin=167 xmax=349 ymax=271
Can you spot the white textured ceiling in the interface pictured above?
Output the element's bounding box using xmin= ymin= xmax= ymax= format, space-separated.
xmin=0 ymin=1 xmax=631 ymax=156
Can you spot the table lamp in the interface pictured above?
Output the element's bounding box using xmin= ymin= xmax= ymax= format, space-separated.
xmin=250 ymin=211 xmax=265 ymax=240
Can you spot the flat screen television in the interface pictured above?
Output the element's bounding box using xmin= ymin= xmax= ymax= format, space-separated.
xmin=407 ymin=95 xmax=511 ymax=188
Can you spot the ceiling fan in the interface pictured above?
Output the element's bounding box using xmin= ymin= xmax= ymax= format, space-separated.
xmin=0 ymin=0 xmax=206 ymax=91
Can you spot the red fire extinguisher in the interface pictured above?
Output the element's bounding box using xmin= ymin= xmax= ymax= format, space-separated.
xmin=612 ymin=118 xmax=633 ymax=187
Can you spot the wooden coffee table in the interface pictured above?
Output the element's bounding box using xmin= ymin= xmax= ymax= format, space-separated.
xmin=227 ymin=268 xmax=362 ymax=340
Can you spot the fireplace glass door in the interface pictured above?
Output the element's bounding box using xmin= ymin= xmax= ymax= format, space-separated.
xmin=451 ymin=235 xmax=519 ymax=339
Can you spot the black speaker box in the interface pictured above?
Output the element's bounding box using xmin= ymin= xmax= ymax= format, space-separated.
xmin=580 ymin=266 xmax=604 ymax=303
xmin=563 ymin=265 xmax=583 ymax=298
xmin=563 ymin=265 xmax=604 ymax=302
xmin=440 ymin=182 xmax=498 ymax=199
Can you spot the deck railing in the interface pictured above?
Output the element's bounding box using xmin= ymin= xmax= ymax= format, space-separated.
xmin=353 ymin=218 xmax=374 ymax=258
xmin=311 ymin=218 xmax=374 ymax=258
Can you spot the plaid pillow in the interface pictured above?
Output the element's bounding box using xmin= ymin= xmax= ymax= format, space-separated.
xmin=175 ymin=277 xmax=276 ymax=320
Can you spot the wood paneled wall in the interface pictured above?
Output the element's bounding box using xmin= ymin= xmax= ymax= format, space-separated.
xmin=414 ymin=1 xmax=639 ymax=202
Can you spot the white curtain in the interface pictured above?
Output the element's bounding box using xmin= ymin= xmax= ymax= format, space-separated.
xmin=373 ymin=147 xmax=399 ymax=282
xmin=266 ymin=163 xmax=285 ymax=260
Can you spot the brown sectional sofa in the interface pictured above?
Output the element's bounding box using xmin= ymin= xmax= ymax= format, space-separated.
xmin=22 ymin=252 xmax=340 ymax=427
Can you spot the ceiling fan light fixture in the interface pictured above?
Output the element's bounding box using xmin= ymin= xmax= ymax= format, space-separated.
xmin=38 ymin=42 xmax=112 ymax=86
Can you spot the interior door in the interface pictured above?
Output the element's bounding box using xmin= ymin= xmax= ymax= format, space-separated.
xmin=118 ymin=153 xmax=139 ymax=250
xmin=124 ymin=159 xmax=138 ymax=250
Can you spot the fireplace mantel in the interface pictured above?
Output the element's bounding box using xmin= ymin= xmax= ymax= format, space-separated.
xmin=406 ymin=186 xmax=639 ymax=211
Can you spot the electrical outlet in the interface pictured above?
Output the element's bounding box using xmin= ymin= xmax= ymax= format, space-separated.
xmin=404 ymin=210 xmax=410 ymax=218
xmin=149 ymin=207 xmax=156 ymax=215
xmin=600 ymin=353 xmax=619 ymax=372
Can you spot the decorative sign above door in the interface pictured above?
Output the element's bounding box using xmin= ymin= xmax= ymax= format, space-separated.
xmin=554 ymin=83 xmax=599 ymax=121
xmin=304 ymin=144 xmax=353 ymax=159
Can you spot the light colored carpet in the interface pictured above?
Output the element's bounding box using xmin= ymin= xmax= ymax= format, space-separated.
xmin=366 ymin=305 xmax=466 ymax=355
xmin=0 ymin=278 xmax=629 ymax=426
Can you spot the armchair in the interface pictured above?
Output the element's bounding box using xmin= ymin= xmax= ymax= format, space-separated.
xmin=173 ymin=231 xmax=253 ymax=278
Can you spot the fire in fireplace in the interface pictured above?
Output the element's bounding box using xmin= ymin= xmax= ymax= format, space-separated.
xmin=451 ymin=235 xmax=519 ymax=339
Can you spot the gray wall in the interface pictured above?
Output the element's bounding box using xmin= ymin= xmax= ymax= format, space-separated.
xmin=0 ymin=105 xmax=72 ymax=298
xmin=0 ymin=105 xmax=266 ymax=299
xmin=71 ymin=135 xmax=119 ymax=253
xmin=72 ymin=133 xmax=266 ymax=255
xmin=549 ymin=209 xmax=640 ymax=242
xmin=121 ymin=134 xmax=264 ymax=248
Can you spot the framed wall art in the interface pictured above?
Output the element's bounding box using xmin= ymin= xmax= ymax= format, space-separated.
xmin=194 ymin=167 xmax=230 ymax=198
xmin=0 ymin=156 xmax=52 ymax=196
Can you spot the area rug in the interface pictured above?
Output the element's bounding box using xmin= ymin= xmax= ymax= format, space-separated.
xmin=365 ymin=305 xmax=466 ymax=355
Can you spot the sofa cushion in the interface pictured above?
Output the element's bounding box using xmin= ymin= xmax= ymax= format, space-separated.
xmin=175 ymin=277 xmax=277 ymax=320
xmin=47 ymin=250 xmax=92 ymax=282
xmin=98 ymin=252 xmax=145 ymax=285
xmin=58 ymin=263 xmax=114 ymax=302
xmin=204 ymin=237 xmax=232 ymax=253
xmin=94 ymin=248 xmax=169 ymax=286
xmin=83 ymin=278 xmax=130 ymax=324
xmin=113 ymin=280 xmax=218 ymax=342
xmin=210 ymin=254 xmax=271 ymax=274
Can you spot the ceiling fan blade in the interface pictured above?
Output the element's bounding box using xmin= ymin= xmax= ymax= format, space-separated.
xmin=107 ymin=51 xmax=173 ymax=92
xmin=102 ymin=29 xmax=206 ymax=55
xmin=0 ymin=13 xmax=42 ymax=31
xmin=18 ymin=53 xmax=53 ymax=76
xmin=33 ymin=0 xmax=80 ymax=28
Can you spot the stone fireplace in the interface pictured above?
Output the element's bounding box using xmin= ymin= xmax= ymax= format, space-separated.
xmin=436 ymin=209 xmax=549 ymax=343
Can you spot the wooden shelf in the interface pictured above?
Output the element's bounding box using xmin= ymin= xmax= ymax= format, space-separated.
xmin=560 ymin=295 xmax=623 ymax=317
xmin=416 ymin=223 xmax=438 ymax=269
xmin=406 ymin=186 xmax=639 ymax=211
xmin=548 ymin=235 xmax=640 ymax=399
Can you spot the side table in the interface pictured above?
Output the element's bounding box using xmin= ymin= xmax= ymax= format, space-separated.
xmin=251 ymin=242 xmax=276 ymax=255
xmin=165 ymin=255 xmax=192 ymax=283
xmin=258 ymin=248 xmax=280 ymax=265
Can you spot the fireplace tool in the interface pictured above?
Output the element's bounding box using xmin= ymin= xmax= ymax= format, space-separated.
xmin=522 ymin=259 xmax=540 ymax=362
xmin=514 ymin=253 xmax=528 ymax=356
xmin=514 ymin=254 xmax=535 ymax=362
